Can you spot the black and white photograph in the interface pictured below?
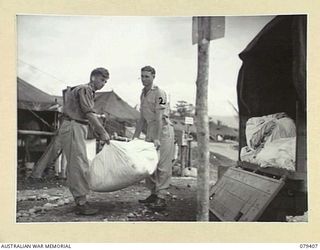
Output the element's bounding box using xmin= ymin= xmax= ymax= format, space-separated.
xmin=16 ymin=14 xmax=307 ymax=223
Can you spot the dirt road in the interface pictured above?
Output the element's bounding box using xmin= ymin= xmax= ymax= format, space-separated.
xmin=17 ymin=177 xmax=198 ymax=222
xmin=209 ymin=142 xmax=238 ymax=161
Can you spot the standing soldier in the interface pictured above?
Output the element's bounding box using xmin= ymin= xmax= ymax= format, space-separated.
xmin=133 ymin=66 xmax=175 ymax=211
xmin=59 ymin=67 xmax=110 ymax=215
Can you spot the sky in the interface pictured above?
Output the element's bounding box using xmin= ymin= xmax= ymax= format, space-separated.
xmin=17 ymin=15 xmax=275 ymax=117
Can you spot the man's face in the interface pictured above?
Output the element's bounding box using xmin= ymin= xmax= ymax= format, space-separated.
xmin=92 ymin=74 xmax=108 ymax=90
xmin=141 ymin=71 xmax=154 ymax=87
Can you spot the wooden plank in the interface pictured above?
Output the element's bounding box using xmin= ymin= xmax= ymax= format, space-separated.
xmin=226 ymin=166 xmax=282 ymax=183
xmin=238 ymin=161 xmax=306 ymax=181
xmin=223 ymin=167 xmax=282 ymax=194
xmin=18 ymin=130 xmax=56 ymax=136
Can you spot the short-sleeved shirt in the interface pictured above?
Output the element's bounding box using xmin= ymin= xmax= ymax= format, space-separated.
xmin=140 ymin=85 xmax=170 ymax=124
xmin=140 ymin=85 xmax=172 ymax=141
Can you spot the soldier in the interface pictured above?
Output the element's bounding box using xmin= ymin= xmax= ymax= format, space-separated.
xmin=133 ymin=66 xmax=175 ymax=211
xmin=59 ymin=67 xmax=110 ymax=215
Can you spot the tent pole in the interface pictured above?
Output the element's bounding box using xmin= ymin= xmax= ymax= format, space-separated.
xmin=196 ymin=17 xmax=210 ymax=221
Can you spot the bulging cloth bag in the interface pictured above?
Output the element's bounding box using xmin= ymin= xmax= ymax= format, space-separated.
xmin=88 ymin=139 xmax=159 ymax=192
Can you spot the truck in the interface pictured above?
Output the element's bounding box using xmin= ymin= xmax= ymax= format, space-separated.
xmin=209 ymin=15 xmax=307 ymax=221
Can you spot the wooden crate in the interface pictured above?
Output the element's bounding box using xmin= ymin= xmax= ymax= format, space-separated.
xmin=209 ymin=166 xmax=286 ymax=221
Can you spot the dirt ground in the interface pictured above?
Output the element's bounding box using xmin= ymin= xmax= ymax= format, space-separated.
xmin=16 ymin=141 xmax=307 ymax=222
xmin=16 ymin=144 xmax=234 ymax=223
xmin=17 ymin=177 xmax=199 ymax=222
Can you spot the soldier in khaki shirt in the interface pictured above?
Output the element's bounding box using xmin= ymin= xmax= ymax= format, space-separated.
xmin=133 ymin=66 xmax=175 ymax=210
xmin=59 ymin=68 xmax=110 ymax=215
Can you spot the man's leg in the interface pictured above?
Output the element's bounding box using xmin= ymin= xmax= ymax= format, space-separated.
xmin=149 ymin=125 xmax=175 ymax=210
xmin=138 ymin=174 xmax=158 ymax=204
xmin=59 ymin=121 xmax=97 ymax=215
xmin=155 ymin=125 xmax=175 ymax=199
xmin=31 ymin=136 xmax=62 ymax=179
xmin=139 ymin=124 xmax=159 ymax=204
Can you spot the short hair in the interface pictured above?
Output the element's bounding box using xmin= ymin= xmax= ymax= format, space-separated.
xmin=141 ymin=66 xmax=156 ymax=75
xmin=90 ymin=67 xmax=109 ymax=79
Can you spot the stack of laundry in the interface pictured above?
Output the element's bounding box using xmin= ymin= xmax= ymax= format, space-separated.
xmin=240 ymin=112 xmax=296 ymax=171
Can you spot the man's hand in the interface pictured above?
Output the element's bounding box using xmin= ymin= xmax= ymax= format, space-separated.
xmin=153 ymin=139 xmax=161 ymax=150
xmin=101 ymin=132 xmax=110 ymax=145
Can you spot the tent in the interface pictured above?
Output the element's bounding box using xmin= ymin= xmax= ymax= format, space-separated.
xmin=54 ymin=90 xmax=139 ymax=122
xmin=94 ymin=91 xmax=140 ymax=122
xmin=54 ymin=90 xmax=140 ymax=137
xmin=17 ymin=77 xmax=61 ymax=131
xmin=17 ymin=77 xmax=61 ymax=163
xmin=17 ymin=77 xmax=60 ymax=112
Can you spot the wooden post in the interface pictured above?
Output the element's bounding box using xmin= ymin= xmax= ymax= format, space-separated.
xmin=61 ymin=152 xmax=67 ymax=179
xmin=195 ymin=17 xmax=210 ymax=221
xmin=180 ymin=145 xmax=187 ymax=176
xmin=186 ymin=124 xmax=191 ymax=168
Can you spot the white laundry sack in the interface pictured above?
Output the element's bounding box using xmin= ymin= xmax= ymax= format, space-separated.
xmin=246 ymin=113 xmax=296 ymax=150
xmin=255 ymin=137 xmax=296 ymax=171
xmin=88 ymin=139 xmax=159 ymax=192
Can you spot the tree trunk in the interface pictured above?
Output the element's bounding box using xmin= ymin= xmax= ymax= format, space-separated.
xmin=195 ymin=17 xmax=210 ymax=221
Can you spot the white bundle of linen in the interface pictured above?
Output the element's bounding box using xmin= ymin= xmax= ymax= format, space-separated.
xmin=240 ymin=112 xmax=296 ymax=171
xmin=88 ymin=139 xmax=159 ymax=192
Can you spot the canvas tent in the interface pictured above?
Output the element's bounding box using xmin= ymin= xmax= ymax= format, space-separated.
xmin=94 ymin=91 xmax=140 ymax=122
xmin=17 ymin=77 xmax=62 ymax=163
xmin=54 ymin=90 xmax=139 ymax=122
xmin=17 ymin=77 xmax=61 ymax=131
xmin=17 ymin=77 xmax=60 ymax=112
xmin=54 ymin=90 xmax=139 ymax=137
xmin=92 ymin=91 xmax=140 ymax=137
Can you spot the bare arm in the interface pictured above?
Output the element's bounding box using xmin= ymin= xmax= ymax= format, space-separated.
xmin=133 ymin=115 xmax=146 ymax=139
xmin=86 ymin=113 xmax=110 ymax=143
xmin=78 ymin=87 xmax=110 ymax=143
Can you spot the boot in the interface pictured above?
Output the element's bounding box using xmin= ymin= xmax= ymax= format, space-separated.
xmin=138 ymin=194 xmax=158 ymax=204
xmin=75 ymin=202 xmax=99 ymax=215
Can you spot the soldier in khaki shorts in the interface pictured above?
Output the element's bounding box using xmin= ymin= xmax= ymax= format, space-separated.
xmin=133 ymin=66 xmax=175 ymax=211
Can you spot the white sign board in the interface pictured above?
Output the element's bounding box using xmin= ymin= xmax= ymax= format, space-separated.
xmin=185 ymin=116 xmax=194 ymax=125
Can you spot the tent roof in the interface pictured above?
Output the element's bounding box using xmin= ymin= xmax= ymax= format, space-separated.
xmin=54 ymin=90 xmax=140 ymax=122
xmin=94 ymin=91 xmax=140 ymax=121
xmin=17 ymin=77 xmax=59 ymax=111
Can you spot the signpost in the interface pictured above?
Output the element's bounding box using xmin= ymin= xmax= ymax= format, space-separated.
xmin=193 ymin=16 xmax=225 ymax=221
